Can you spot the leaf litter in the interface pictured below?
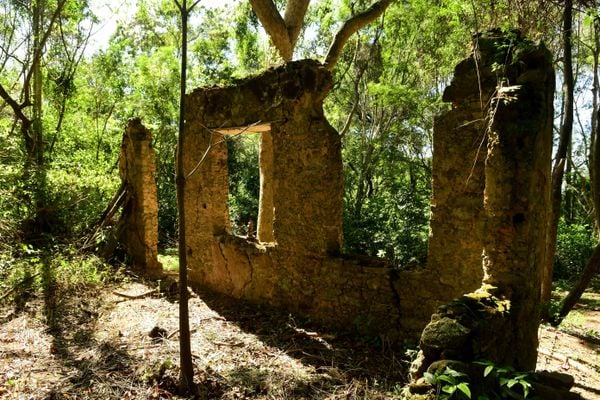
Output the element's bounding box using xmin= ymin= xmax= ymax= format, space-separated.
xmin=0 ymin=274 xmax=409 ymax=399
xmin=0 ymin=268 xmax=598 ymax=399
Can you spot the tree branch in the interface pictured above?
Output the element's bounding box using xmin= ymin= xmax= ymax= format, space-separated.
xmin=283 ymin=0 xmax=310 ymax=49
xmin=0 ymin=83 xmax=31 ymax=125
xmin=23 ymin=0 xmax=68 ymax=95
xmin=190 ymin=0 xmax=202 ymax=12
xmin=323 ymin=0 xmax=393 ymax=71
xmin=249 ymin=0 xmax=293 ymax=61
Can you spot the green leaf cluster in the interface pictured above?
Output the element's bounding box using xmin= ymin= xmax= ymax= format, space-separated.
xmin=424 ymin=367 xmax=472 ymax=399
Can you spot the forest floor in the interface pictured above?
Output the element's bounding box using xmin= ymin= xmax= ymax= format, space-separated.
xmin=0 ymin=255 xmax=598 ymax=399
xmin=536 ymin=291 xmax=600 ymax=400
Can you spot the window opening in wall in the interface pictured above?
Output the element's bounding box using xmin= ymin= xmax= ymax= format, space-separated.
xmin=218 ymin=123 xmax=273 ymax=242
xmin=227 ymin=132 xmax=260 ymax=236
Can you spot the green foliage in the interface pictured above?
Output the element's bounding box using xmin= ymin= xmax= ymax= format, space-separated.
xmin=328 ymin=0 xmax=458 ymax=266
xmin=0 ymin=0 xmax=593 ymax=284
xmin=342 ymin=182 xmax=430 ymax=266
xmin=227 ymin=135 xmax=260 ymax=236
xmin=233 ymin=2 xmax=265 ymax=74
xmin=474 ymin=360 xmax=533 ymax=400
xmin=554 ymin=219 xmax=596 ymax=282
xmin=157 ymin=253 xmax=179 ymax=272
xmin=424 ymin=367 xmax=472 ymax=399
xmin=0 ymin=246 xmax=123 ymax=304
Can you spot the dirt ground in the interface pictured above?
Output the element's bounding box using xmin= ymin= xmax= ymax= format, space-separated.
xmin=0 ymin=273 xmax=408 ymax=399
xmin=536 ymin=293 xmax=600 ymax=400
xmin=0 ymin=273 xmax=598 ymax=399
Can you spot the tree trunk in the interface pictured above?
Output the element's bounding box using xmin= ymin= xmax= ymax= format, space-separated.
xmin=249 ymin=0 xmax=393 ymax=68
xmin=323 ymin=0 xmax=392 ymax=70
xmin=249 ymin=0 xmax=295 ymax=61
xmin=32 ymin=0 xmax=43 ymax=165
xmin=554 ymin=15 xmax=600 ymax=325
xmin=26 ymin=0 xmax=49 ymax=239
xmin=565 ymin=148 xmax=573 ymax=224
xmin=591 ymin=16 xmax=600 ymax=227
xmin=174 ymin=0 xmax=197 ymax=394
xmin=541 ymin=0 xmax=574 ymax=312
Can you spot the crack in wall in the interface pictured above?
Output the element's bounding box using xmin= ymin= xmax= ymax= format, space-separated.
xmin=217 ymin=241 xmax=235 ymax=295
xmin=388 ymin=269 xmax=403 ymax=325
xmin=242 ymin=250 xmax=254 ymax=296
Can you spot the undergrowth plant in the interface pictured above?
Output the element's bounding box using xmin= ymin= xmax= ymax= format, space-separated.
xmin=419 ymin=361 xmax=536 ymax=400
xmin=424 ymin=367 xmax=472 ymax=399
xmin=474 ymin=360 xmax=533 ymax=399
xmin=0 ymin=245 xmax=124 ymax=305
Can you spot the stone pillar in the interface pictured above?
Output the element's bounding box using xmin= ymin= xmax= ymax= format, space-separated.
xmin=428 ymin=36 xmax=508 ymax=295
xmin=118 ymin=118 xmax=162 ymax=275
xmin=428 ymin=100 xmax=487 ymax=294
xmin=409 ymin=32 xmax=555 ymax=389
xmin=182 ymin=125 xmax=229 ymax=239
xmin=257 ymin=130 xmax=274 ymax=242
xmin=482 ymin=47 xmax=554 ymax=368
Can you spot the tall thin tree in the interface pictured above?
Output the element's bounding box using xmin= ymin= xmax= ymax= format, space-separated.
xmin=173 ymin=0 xmax=201 ymax=394
xmin=554 ymin=13 xmax=600 ymax=325
xmin=541 ymin=0 xmax=574 ymax=312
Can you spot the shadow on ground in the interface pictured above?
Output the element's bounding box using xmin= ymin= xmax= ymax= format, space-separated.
xmin=190 ymin=285 xmax=410 ymax=384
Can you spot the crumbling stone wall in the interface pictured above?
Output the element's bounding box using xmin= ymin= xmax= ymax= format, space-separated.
xmin=184 ymin=60 xmax=343 ymax=256
xmin=182 ymin=33 xmax=554 ymax=346
xmin=117 ymin=118 xmax=162 ymax=275
xmin=406 ymin=31 xmax=556 ymax=399
xmin=428 ymin=67 xmax=489 ymax=296
xmin=182 ymin=60 xmax=442 ymax=340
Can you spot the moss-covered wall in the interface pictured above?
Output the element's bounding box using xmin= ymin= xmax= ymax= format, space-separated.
xmin=407 ymin=32 xmax=555 ymax=396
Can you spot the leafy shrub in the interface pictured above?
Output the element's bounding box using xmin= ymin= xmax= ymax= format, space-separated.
xmin=554 ymin=219 xmax=596 ymax=282
xmin=424 ymin=367 xmax=471 ymax=399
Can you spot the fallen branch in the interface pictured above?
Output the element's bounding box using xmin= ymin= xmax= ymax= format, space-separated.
xmin=212 ymin=340 xmax=244 ymax=347
xmin=81 ymin=183 xmax=128 ymax=250
xmin=112 ymin=288 xmax=157 ymax=300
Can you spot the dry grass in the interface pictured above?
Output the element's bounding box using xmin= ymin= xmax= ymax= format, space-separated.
xmin=1 ymin=255 xmax=599 ymax=399
xmin=0 ymin=262 xmax=409 ymax=399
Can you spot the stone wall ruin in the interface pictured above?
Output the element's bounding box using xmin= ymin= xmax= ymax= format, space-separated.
xmin=173 ymin=30 xmax=555 ymax=348
xmin=182 ymin=60 xmax=441 ymax=340
xmin=406 ymin=31 xmax=558 ymax=399
xmin=184 ymin=60 xmax=418 ymax=340
xmin=113 ymin=118 xmax=162 ymax=276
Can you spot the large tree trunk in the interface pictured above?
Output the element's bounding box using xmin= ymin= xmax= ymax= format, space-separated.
xmin=541 ymin=0 xmax=574 ymax=312
xmin=249 ymin=0 xmax=392 ymax=69
xmin=249 ymin=0 xmax=295 ymax=61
